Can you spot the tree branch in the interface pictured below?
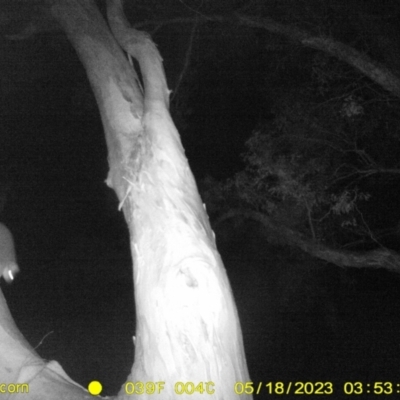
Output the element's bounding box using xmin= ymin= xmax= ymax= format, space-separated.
xmin=234 ymin=13 xmax=400 ymax=98
xmin=171 ymin=17 xmax=198 ymax=102
xmin=215 ymin=208 xmax=400 ymax=273
xmin=4 ymin=5 xmax=400 ymax=98
xmin=135 ymin=13 xmax=400 ymax=99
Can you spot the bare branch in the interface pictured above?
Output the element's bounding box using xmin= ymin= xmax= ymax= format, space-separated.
xmin=171 ymin=17 xmax=198 ymax=102
xmin=235 ymin=13 xmax=400 ymax=98
xmin=215 ymin=208 xmax=400 ymax=273
xmin=135 ymin=13 xmax=400 ymax=99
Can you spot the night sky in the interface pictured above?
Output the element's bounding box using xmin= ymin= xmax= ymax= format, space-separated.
xmin=1 ymin=0 xmax=400 ymax=397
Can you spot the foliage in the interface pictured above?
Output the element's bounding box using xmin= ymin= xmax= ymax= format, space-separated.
xmin=203 ymin=53 xmax=400 ymax=247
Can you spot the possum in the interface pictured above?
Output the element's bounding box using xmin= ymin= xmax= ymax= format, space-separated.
xmin=0 ymin=223 xmax=20 ymax=283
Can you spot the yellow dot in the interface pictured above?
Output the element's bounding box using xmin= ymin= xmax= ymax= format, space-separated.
xmin=88 ymin=381 xmax=102 ymax=396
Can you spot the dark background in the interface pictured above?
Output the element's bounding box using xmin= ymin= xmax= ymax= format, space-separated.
xmin=1 ymin=1 xmax=400 ymax=397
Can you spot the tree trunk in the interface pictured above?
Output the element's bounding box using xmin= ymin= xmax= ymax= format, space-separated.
xmin=0 ymin=0 xmax=252 ymax=398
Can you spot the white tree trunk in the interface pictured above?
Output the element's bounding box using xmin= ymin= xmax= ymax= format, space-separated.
xmin=0 ymin=0 xmax=252 ymax=398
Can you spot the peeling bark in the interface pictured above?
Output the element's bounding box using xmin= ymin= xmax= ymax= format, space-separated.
xmin=106 ymin=1 xmax=251 ymax=398
xmin=0 ymin=0 xmax=252 ymax=398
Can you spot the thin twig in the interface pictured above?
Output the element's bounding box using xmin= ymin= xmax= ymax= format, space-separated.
xmin=34 ymin=331 xmax=54 ymax=350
